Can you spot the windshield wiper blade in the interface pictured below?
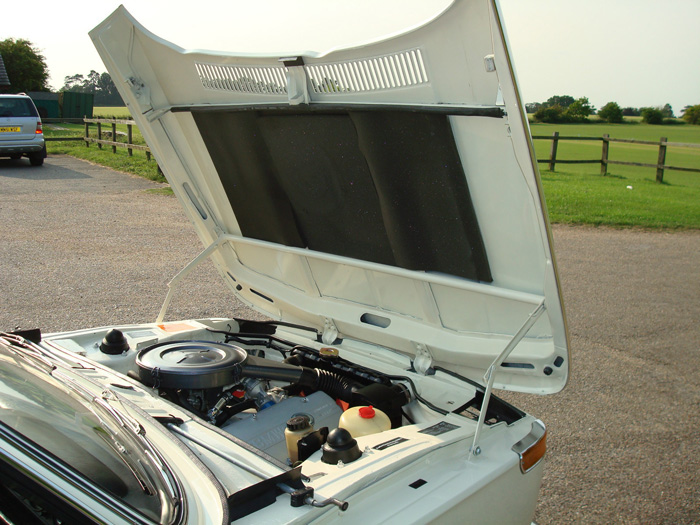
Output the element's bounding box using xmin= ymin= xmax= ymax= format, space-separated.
xmin=94 ymin=388 xmax=183 ymax=524
xmin=51 ymin=369 xmax=183 ymax=525
xmin=1 ymin=332 xmax=184 ymax=524
xmin=0 ymin=332 xmax=55 ymax=373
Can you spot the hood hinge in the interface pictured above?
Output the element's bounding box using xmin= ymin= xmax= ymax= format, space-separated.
xmin=125 ymin=76 xmax=151 ymax=111
xmin=412 ymin=342 xmax=434 ymax=375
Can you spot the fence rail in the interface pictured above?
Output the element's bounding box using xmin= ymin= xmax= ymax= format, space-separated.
xmin=44 ymin=118 xmax=153 ymax=160
xmin=42 ymin=120 xmax=700 ymax=183
xmin=532 ymin=132 xmax=700 ymax=182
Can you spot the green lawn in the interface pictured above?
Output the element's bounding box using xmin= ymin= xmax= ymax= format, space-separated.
xmin=93 ymin=106 xmax=132 ymax=119
xmin=43 ymin=121 xmax=165 ymax=183
xmin=530 ymin=121 xmax=700 ymax=229
xmin=44 ymin=116 xmax=700 ymax=230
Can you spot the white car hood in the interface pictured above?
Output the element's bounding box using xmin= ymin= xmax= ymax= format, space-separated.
xmin=90 ymin=1 xmax=569 ymax=394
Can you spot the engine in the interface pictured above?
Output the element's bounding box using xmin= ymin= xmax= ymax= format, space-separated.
xmin=132 ymin=337 xmax=410 ymax=464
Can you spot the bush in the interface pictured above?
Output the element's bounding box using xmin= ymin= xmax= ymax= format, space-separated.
xmin=533 ymin=105 xmax=566 ymax=123
xmin=682 ymin=104 xmax=700 ymax=125
xmin=598 ymin=102 xmax=624 ymax=123
xmin=641 ymin=107 xmax=664 ymax=125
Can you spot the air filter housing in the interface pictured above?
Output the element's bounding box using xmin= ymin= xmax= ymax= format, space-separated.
xmin=136 ymin=341 xmax=248 ymax=389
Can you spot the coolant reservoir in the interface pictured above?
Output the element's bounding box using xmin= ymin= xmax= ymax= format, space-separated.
xmin=339 ymin=406 xmax=391 ymax=438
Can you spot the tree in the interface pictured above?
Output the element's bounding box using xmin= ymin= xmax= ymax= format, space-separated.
xmin=61 ymin=70 xmax=123 ymax=106
xmin=0 ymin=38 xmax=49 ymax=93
xmin=564 ymin=97 xmax=594 ymax=122
xmin=525 ymin=102 xmax=543 ymax=114
xmin=96 ymin=73 xmax=121 ymax=105
xmin=682 ymin=104 xmax=700 ymax=125
xmin=598 ymin=102 xmax=624 ymax=123
xmin=660 ymin=103 xmax=674 ymax=118
xmin=545 ymin=95 xmax=575 ymax=108
xmin=641 ymin=107 xmax=663 ymax=125
xmin=62 ymin=73 xmax=86 ymax=92
xmin=622 ymin=107 xmax=640 ymax=117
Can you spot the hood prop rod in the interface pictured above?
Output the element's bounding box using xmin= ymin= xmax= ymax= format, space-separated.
xmin=468 ymin=300 xmax=546 ymax=461
xmin=156 ymin=236 xmax=229 ymax=323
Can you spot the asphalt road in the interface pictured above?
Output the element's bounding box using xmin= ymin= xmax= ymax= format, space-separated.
xmin=1 ymin=155 xmax=699 ymax=523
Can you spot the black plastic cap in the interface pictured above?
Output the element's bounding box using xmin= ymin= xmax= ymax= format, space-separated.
xmin=287 ymin=415 xmax=311 ymax=431
xmin=321 ymin=428 xmax=362 ymax=464
xmin=100 ymin=329 xmax=129 ymax=355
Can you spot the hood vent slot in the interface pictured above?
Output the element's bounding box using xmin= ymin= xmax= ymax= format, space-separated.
xmin=306 ymin=48 xmax=428 ymax=94
xmin=195 ymin=62 xmax=288 ymax=94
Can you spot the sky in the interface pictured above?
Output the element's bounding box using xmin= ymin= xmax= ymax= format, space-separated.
xmin=3 ymin=0 xmax=699 ymax=113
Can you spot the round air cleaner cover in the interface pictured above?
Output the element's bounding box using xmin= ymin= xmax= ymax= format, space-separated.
xmin=136 ymin=341 xmax=248 ymax=389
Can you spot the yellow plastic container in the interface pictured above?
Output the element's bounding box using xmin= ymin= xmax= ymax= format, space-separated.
xmin=339 ymin=406 xmax=391 ymax=438
xmin=284 ymin=415 xmax=313 ymax=464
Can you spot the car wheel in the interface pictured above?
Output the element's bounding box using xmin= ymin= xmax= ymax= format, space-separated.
xmin=29 ymin=152 xmax=44 ymax=166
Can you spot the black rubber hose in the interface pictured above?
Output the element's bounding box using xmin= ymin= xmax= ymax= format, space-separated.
xmin=311 ymin=369 xmax=356 ymax=402
xmin=239 ymin=356 xmax=359 ymax=402
xmin=241 ymin=355 xmax=305 ymax=383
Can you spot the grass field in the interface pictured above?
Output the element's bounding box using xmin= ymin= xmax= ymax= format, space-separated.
xmin=44 ymin=113 xmax=700 ymax=229
xmin=529 ymin=121 xmax=700 ymax=229
xmin=93 ymin=106 xmax=132 ymax=119
xmin=43 ymin=119 xmax=165 ymax=183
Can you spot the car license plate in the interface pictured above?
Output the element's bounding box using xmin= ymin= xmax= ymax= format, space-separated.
xmin=0 ymin=127 xmax=21 ymax=133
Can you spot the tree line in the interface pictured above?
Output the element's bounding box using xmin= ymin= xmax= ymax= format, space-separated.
xmin=0 ymin=38 xmax=124 ymax=106
xmin=527 ymin=95 xmax=700 ymax=125
xmin=61 ymin=71 xmax=123 ymax=106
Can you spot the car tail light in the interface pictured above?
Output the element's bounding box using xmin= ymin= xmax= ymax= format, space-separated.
xmin=512 ymin=420 xmax=547 ymax=473
xmin=36 ymin=121 xmax=43 ymax=134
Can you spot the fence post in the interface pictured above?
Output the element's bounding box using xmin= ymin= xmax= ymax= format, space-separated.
xmin=111 ymin=122 xmax=117 ymax=154
xmin=601 ymin=134 xmax=609 ymax=176
xmin=127 ymin=124 xmax=133 ymax=157
xmin=656 ymin=137 xmax=667 ymax=183
xmin=97 ymin=122 xmax=102 ymax=149
xmin=548 ymin=131 xmax=559 ymax=171
xmin=84 ymin=120 xmax=89 ymax=147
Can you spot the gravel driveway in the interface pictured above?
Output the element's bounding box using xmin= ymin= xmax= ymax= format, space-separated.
xmin=1 ymin=155 xmax=699 ymax=523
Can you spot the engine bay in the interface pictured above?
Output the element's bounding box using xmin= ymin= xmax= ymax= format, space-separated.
xmin=131 ymin=328 xmax=412 ymax=465
xmin=44 ymin=318 xmax=524 ymax=470
xmin=3 ymin=316 xmax=544 ymax=522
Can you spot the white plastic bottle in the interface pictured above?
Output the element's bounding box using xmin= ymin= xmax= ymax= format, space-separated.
xmin=338 ymin=406 xmax=391 ymax=438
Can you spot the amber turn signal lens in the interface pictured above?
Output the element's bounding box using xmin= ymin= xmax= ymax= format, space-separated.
xmin=512 ymin=420 xmax=547 ymax=474
xmin=520 ymin=430 xmax=546 ymax=473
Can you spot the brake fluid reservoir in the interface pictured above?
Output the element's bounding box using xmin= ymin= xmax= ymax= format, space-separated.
xmin=339 ymin=405 xmax=391 ymax=438
xmin=285 ymin=415 xmax=313 ymax=464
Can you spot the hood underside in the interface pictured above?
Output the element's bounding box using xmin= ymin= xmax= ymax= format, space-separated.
xmin=90 ymin=0 xmax=570 ymax=394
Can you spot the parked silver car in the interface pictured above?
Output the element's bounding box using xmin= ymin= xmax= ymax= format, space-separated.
xmin=0 ymin=94 xmax=46 ymax=166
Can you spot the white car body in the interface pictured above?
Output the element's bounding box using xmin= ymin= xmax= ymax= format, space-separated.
xmin=0 ymin=1 xmax=569 ymax=523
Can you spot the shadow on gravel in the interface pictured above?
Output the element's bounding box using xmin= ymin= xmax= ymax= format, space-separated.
xmin=0 ymin=158 xmax=91 ymax=180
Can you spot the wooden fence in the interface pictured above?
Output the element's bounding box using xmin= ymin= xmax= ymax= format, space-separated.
xmin=43 ymin=120 xmax=700 ymax=183
xmin=44 ymin=118 xmax=153 ymax=161
xmin=533 ymin=132 xmax=700 ymax=182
